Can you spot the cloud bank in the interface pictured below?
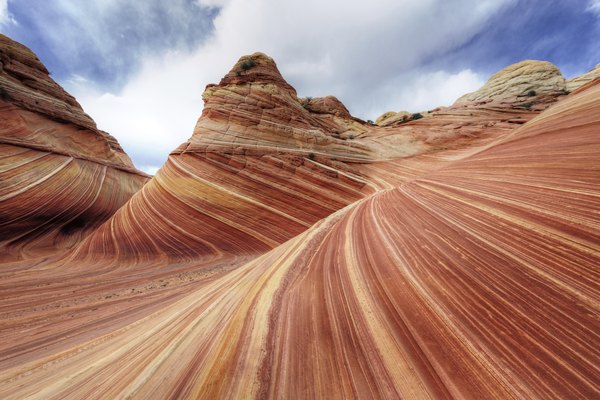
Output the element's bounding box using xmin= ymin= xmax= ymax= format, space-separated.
xmin=0 ymin=0 xmax=15 ymax=26
xmin=0 ymin=1 xmax=7 ymax=25
xmin=3 ymin=0 xmax=598 ymax=173
xmin=65 ymin=0 xmax=510 ymax=172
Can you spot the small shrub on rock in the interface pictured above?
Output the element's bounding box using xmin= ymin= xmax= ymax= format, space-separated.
xmin=240 ymin=59 xmax=256 ymax=71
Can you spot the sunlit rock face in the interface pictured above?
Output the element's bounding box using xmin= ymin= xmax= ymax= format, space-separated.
xmin=0 ymin=35 xmax=148 ymax=261
xmin=192 ymin=52 xmax=372 ymax=161
xmin=1 ymin=36 xmax=599 ymax=400
xmin=74 ymin=54 xmax=574 ymax=266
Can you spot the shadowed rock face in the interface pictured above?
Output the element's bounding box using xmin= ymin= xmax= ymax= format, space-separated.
xmin=0 ymin=40 xmax=599 ymax=399
xmin=0 ymin=34 xmax=148 ymax=260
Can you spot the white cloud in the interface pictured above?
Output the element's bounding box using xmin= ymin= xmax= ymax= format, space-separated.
xmin=0 ymin=0 xmax=7 ymax=24
xmin=0 ymin=0 xmax=16 ymax=26
xmin=140 ymin=165 xmax=160 ymax=175
xmin=195 ymin=0 xmax=233 ymax=8
xmin=67 ymin=54 xmax=206 ymax=170
xmin=65 ymin=0 xmax=512 ymax=171
xmin=371 ymin=69 xmax=484 ymax=116
xmin=587 ymin=0 xmax=600 ymax=16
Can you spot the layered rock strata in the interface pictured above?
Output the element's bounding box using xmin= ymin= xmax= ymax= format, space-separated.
xmin=0 ymin=34 xmax=148 ymax=260
xmin=456 ymin=60 xmax=567 ymax=104
xmin=567 ymin=63 xmax=600 ymax=91
xmin=68 ymin=53 xmax=374 ymax=265
xmin=1 ymin=64 xmax=598 ymax=400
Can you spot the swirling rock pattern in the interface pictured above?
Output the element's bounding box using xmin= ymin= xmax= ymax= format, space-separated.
xmin=0 ymin=35 xmax=148 ymax=261
xmin=1 ymin=44 xmax=599 ymax=399
xmin=67 ymin=53 xmax=377 ymax=266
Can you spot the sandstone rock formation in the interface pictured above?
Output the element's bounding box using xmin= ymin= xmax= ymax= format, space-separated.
xmin=67 ymin=53 xmax=376 ymax=266
xmin=0 ymin=41 xmax=599 ymax=400
xmin=193 ymin=53 xmax=371 ymax=160
xmin=0 ymin=34 xmax=148 ymax=261
xmin=375 ymin=110 xmax=411 ymax=126
xmin=456 ymin=60 xmax=567 ymax=104
xmin=363 ymin=60 xmax=575 ymax=160
xmin=567 ymin=63 xmax=600 ymax=91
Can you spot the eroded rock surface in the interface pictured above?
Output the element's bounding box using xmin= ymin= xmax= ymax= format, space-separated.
xmin=69 ymin=53 xmax=375 ymax=265
xmin=0 ymin=34 xmax=148 ymax=260
xmin=457 ymin=60 xmax=566 ymax=103
xmin=567 ymin=63 xmax=600 ymax=91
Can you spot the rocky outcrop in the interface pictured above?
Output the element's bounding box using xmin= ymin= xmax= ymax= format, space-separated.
xmin=456 ymin=60 xmax=567 ymax=104
xmin=363 ymin=60 xmax=574 ymax=159
xmin=0 ymin=35 xmax=136 ymax=167
xmin=0 ymin=35 xmax=148 ymax=260
xmin=375 ymin=110 xmax=410 ymax=126
xmin=193 ymin=53 xmax=371 ymax=160
xmin=67 ymin=53 xmax=375 ymax=265
xmin=567 ymin=63 xmax=600 ymax=91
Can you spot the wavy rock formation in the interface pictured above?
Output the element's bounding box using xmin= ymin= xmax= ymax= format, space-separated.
xmin=193 ymin=53 xmax=371 ymax=159
xmin=1 ymin=66 xmax=598 ymax=400
xmin=67 ymin=53 xmax=375 ymax=266
xmin=0 ymin=34 xmax=148 ymax=261
xmin=0 ymin=42 xmax=599 ymax=399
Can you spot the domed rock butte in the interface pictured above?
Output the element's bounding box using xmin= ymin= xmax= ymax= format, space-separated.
xmin=0 ymin=36 xmax=599 ymax=399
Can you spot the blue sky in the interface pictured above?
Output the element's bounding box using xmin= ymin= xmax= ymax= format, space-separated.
xmin=1 ymin=0 xmax=598 ymax=173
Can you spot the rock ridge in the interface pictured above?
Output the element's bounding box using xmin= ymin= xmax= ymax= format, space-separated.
xmin=0 ymin=35 xmax=148 ymax=260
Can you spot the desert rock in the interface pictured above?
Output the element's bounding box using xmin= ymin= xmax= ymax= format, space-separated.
xmin=457 ymin=60 xmax=566 ymax=103
xmin=0 ymin=42 xmax=599 ymax=400
xmin=567 ymin=63 xmax=600 ymax=91
xmin=0 ymin=35 xmax=148 ymax=260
